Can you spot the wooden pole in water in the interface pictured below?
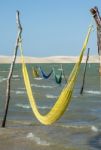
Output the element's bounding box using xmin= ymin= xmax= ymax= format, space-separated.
xmin=80 ymin=48 xmax=90 ymax=95
xmin=90 ymin=7 xmax=101 ymax=75
xmin=1 ymin=11 xmax=22 ymax=127
xmin=61 ymin=64 xmax=67 ymax=83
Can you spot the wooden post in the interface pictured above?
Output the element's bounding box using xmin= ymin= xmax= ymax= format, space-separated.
xmin=90 ymin=7 xmax=101 ymax=75
xmin=1 ymin=11 xmax=22 ymax=127
xmin=61 ymin=64 xmax=67 ymax=83
xmin=80 ymin=48 xmax=90 ymax=95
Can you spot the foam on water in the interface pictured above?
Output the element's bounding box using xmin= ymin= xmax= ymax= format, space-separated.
xmin=15 ymin=90 xmax=26 ymax=94
xmin=91 ymin=126 xmax=98 ymax=132
xmin=0 ymin=78 xmax=7 ymax=83
xmin=58 ymin=68 xmax=63 ymax=71
xmin=0 ymin=70 xmax=8 ymax=72
xmin=26 ymin=132 xmax=50 ymax=146
xmin=12 ymin=75 xmax=20 ymax=80
xmin=13 ymin=78 xmax=20 ymax=81
xmin=59 ymin=124 xmax=99 ymax=133
xmin=12 ymin=75 xmax=19 ymax=78
xmin=38 ymin=106 xmax=51 ymax=109
xmin=16 ymin=104 xmax=51 ymax=109
xmin=84 ymin=90 xmax=101 ymax=95
xmin=46 ymin=94 xmax=58 ymax=99
xmin=16 ymin=104 xmax=31 ymax=109
xmin=59 ymin=124 xmax=89 ymax=129
xmin=11 ymin=90 xmax=26 ymax=94
xmin=34 ymin=77 xmax=43 ymax=80
xmin=31 ymin=84 xmax=55 ymax=89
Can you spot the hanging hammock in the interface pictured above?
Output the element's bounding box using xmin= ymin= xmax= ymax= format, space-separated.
xmin=40 ymin=67 xmax=53 ymax=79
xmin=19 ymin=25 xmax=92 ymax=125
xmin=53 ymin=67 xmax=63 ymax=84
xmin=33 ymin=67 xmax=39 ymax=78
xmin=53 ymin=64 xmax=67 ymax=84
xmin=55 ymin=72 xmax=62 ymax=84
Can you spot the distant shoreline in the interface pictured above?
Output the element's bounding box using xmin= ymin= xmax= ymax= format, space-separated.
xmin=0 ymin=55 xmax=100 ymax=64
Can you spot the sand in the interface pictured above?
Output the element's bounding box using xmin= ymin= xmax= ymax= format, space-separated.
xmin=0 ymin=55 xmax=100 ymax=64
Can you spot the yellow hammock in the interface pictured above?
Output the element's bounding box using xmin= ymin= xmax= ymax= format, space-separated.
xmin=19 ymin=25 xmax=92 ymax=125
xmin=33 ymin=67 xmax=39 ymax=78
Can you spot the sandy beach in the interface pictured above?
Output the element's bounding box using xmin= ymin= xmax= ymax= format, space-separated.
xmin=0 ymin=55 xmax=100 ymax=63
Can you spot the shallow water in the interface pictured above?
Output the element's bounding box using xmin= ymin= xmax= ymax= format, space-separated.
xmin=0 ymin=63 xmax=101 ymax=150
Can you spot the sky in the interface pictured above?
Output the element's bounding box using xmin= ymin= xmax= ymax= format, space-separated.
xmin=0 ymin=0 xmax=101 ymax=57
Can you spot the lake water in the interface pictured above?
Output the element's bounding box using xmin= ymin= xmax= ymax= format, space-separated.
xmin=0 ymin=63 xmax=101 ymax=150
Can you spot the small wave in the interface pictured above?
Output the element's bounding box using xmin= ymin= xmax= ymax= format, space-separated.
xmin=11 ymin=90 xmax=26 ymax=94
xmin=31 ymin=84 xmax=55 ymax=89
xmin=58 ymin=124 xmax=88 ymax=129
xmin=58 ymin=68 xmax=63 ymax=71
xmin=26 ymin=132 xmax=50 ymax=146
xmin=38 ymin=106 xmax=51 ymax=109
xmin=58 ymin=124 xmax=99 ymax=133
xmin=0 ymin=70 xmax=8 ymax=72
xmin=84 ymin=90 xmax=101 ymax=95
xmin=46 ymin=94 xmax=58 ymax=99
xmin=73 ymin=95 xmax=78 ymax=98
xmin=15 ymin=90 xmax=26 ymax=94
xmin=12 ymin=75 xmax=20 ymax=80
xmin=34 ymin=78 xmax=43 ymax=80
xmin=16 ymin=104 xmax=50 ymax=110
xmin=13 ymin=78 xmax=20 ymax=81
xmin=18 ymin=87 xmax=26 ymax=90
xmin=91 ymin=126 xmax=98 ymax=132
xmin=12 ymin=75 xmax=19 ymax=78
xmin=91 ymin=108 xmax=101 ymax=113
xmin=16 ymin=104 xmax=30 ymax=109
xmin=0 ymin=78 xmax=7 ymax=83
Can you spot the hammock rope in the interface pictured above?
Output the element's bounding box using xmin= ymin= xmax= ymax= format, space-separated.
xmin=19 ymin=25 xmax=92 ymax=125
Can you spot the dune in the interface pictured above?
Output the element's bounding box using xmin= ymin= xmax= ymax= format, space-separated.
xmin=0 ymin=55 xmax=100 ymax=64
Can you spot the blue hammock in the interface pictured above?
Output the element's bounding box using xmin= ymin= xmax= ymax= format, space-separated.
xmin=40 ymin=67 xmax=53 ymax=79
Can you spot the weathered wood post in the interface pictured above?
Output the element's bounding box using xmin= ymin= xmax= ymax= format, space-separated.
xmin=90 ymin=7 xmax=101 ymax=75
xmin=1 ymin=11 xmax=22 ymax=127
xmin=80 ymin=48 xmax=90 ymax=95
